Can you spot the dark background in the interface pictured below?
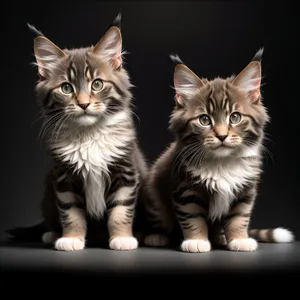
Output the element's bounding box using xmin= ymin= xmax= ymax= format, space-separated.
xmin=0 ymin=1 xmax=298 ymax=241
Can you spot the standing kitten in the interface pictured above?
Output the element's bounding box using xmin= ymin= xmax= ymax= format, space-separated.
xmin=8 ymin=14 xmax=148 ymax=251
xmin=143 ymin=50 xmax=294 ymax=252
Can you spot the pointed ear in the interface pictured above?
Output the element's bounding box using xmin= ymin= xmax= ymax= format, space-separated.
xmin=92 ymin=26 xmax=123 ymax=70
xmin=232 ymin=60 xmax=262 ymax=103
xmin=34 ymin=36 xmax=66 ymax=78
xmin=173 ymin=63 xmax=205 ymax=107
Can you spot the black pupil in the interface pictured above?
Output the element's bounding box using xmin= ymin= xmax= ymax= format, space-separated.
xmin=94 ymin=81 xmax=100 ymax=88
xmin=202 ymin=116 xmax=209 ymax=124
xmin=64 ymin=84 xmax=70 ymax=92
xmin=232 ymin=114 xmax=238 ymax=121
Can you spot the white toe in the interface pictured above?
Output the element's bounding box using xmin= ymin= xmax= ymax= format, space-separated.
xmin=228 ymin=238 xmax=258 ymax=252
xmin=109 ymin=236 xmax=138 ymax=251
xmin=55 ymin=237 xmax=85 ymax=251
xmin=181 ymin=239 xmax=211 ymax=253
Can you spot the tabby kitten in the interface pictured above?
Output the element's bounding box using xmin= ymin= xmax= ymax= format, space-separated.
xmin=143 ymin=50 xmax=294 ymax=252
xmin=8 ymin=14 xmax=148 ymax=251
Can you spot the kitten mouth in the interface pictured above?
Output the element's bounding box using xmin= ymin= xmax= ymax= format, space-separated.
xmin=215 ymin=144 xmax=228 ymax=148
xmin=213 ymin=144 xmax=234 ymax=150
xmin=79 ymin=111 xmax=94 ymax=117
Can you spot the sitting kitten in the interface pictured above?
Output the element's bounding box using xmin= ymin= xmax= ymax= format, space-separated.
xmin=142 ymin=50 xmax=294 ymax=252
xmin=8 ymin=14 xmax=148 ymax=251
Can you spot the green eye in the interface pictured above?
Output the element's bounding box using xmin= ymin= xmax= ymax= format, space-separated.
xmin=61 ymin=83 xmax=73 ymax=94
xmin=91 ymin=79 xmax=103 ymax=91
xmin=230 ymin=112 xmax=242 ymax=124
xmin=199 ymin=114 xmax=211 ymax=126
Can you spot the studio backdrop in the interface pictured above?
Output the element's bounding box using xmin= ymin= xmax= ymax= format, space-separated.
xmin=0 ymin=1 xmax=298 ymax=240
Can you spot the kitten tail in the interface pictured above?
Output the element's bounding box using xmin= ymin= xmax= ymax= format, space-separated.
xmin=5 ymin=221 xmax=47 ymax=242
xmin=249 ymin=227 xmax=295 ymax=243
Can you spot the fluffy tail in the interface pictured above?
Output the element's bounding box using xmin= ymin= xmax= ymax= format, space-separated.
xmin=5 ymin=221 xmax=47 ymax=242
xmin=249 ymin=227 xmax=295 ymax=243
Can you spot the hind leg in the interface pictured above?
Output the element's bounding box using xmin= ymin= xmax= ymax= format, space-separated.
xmin=142 ymin=193 xmax=175 ymax=247
xmin=144 ymin=233 xmax=170 ymax=247
xmin=40 ymin=171 xmax=62 ymax=246
xmin=212 ymin=232 xmax=227 ymax=247
xmin=42 ymin=231 xmax=60 ymax=244
xmin=210 ymin=222 xmax=227 ymax=247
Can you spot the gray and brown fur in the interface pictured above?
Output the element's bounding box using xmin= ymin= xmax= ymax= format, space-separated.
xmin=7 ymin=14 xmax=148 ymax=251
xmin=142 ymin=50 xmax=294 ymax=252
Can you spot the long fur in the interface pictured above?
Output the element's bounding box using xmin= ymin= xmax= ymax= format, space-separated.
xmin=142 ymin=49 xmax=295 ymax=252
xmin=7 ymin=15 xmax=148 ymax=252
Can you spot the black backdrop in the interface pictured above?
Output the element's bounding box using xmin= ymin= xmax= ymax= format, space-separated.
xmin=0 ymin=1 xmax=298 ymax=241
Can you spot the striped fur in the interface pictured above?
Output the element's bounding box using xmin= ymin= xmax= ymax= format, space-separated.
xmin=143 ymin=50 xmax=294 ymax=252
xmin=8 ymin=15 xmax=148 ymax=251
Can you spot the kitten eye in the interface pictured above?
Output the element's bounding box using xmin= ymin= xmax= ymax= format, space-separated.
xmin=61 ymin=83 xmax=73 ymax=94
xmin=91 ymin=79 xmax=103 ymax=91
xmin=230 ymin=112 xmax=242 ymax=124
xmin=199 ymin=114 xmax=211 ymax=126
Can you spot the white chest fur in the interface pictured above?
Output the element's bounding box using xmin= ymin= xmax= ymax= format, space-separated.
xmin=51 ymin=112 xmax=135 ymax=219
xmin=188 ymin=152 xmax=260 ymax=221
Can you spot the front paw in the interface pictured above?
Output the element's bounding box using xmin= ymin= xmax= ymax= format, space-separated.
xmin=181 ymin=239 xmax=211 ymax=253
xmin=109 ymin=236 xmax=138 ymax=251
xmin=55 ymin=237 xmax=85 ymax=251
xmin=228 ymin=238 xmax=258 ymax=252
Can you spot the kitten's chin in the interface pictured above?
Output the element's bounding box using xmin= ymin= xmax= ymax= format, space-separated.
xmin=75 ymin=115 xmax=99 ymax=126
xmin=211 ymin=146 xmax=235 ymax=158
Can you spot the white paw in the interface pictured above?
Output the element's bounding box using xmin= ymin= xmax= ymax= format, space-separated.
xmin=54 ymin=237 xmax=85 ymax=251
xmin=109 ymin=236 xmax=138 ymax=251
xmin=181 ymin=239 xmax=211 ymax=253
xmin=228 ymin=238 xmax=258 ymax=252
xmin=42 ymin=232 xmax=59 ymax=244
xmin=144 ymin=234 xmax=169 ymax=247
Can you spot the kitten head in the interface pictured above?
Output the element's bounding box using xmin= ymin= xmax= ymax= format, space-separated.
xmin=169 ymin=49 xmax=269 ymax=158
xmin=31 ymin=13 xmax=132 ymax=128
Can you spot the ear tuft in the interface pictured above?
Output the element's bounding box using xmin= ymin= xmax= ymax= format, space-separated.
xmin=252 ymin=47 xmax=264 ymax=62
xmin=111 ymin=13 xmax=122 ymax=29
xmin=27 ymin=23 xmax=44 ymax=38
xmin=170 ymin=54 xmax=184 ymax=66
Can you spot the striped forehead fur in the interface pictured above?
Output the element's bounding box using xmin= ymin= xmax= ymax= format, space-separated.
xmin=170 ymin=57 xmax=269 ymax=135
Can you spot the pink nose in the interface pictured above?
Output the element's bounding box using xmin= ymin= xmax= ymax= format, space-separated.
xmin=78 ymin=103 xmax=90 ymax=110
